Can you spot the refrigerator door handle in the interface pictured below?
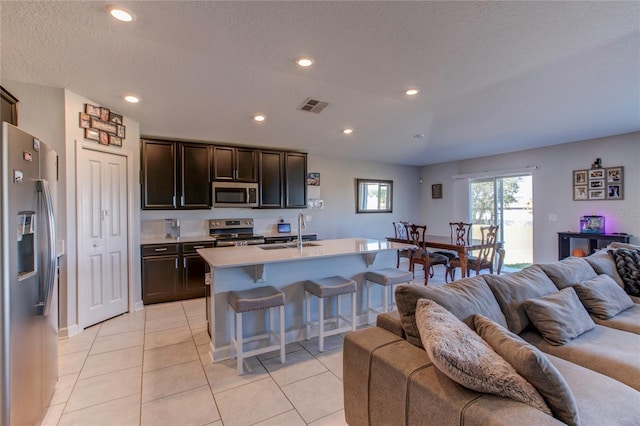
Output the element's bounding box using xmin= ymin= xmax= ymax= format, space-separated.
xmin=36 ymin=179 xmax=57 ymax=317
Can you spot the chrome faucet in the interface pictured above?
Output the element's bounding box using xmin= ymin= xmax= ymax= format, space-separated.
xmin=297 ymin=212 xmax=306 ymax=248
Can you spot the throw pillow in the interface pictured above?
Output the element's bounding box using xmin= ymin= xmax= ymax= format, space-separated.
xmin=484 ymin=266 xmax=558 ymax=334
xmin=538 ymin=257 xmax=597 ymax=290
xmin=395 ymin=276 xmax=507 ymax=348
xmin=523 ymin=287 xmax=595 ymax=345
xmin=474 ymin=314 xmax=580 ymax=426
xmin=584 ymin=249 xmax=625 ymax=289
xmin=573 ymin=274 xmax=634 ymax=319
xmin=608 ymin=248 xmax=640 ymax=296
xmin=415 ymin=299 xmax=551 ymax=415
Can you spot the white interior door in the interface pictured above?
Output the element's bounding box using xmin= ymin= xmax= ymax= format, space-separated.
xmin=78 ymin=147 xmax=129 ymax=328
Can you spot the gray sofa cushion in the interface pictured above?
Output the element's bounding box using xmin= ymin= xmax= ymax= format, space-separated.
xmin=584 ymin=249 xmax=625 ymax=288
xmin=523 ymin=287 xmax=595 ymax=346
xmin=474 ymin=315 xmax=580 ymax=426
xmin=538 ymin=257 xmax=597 ymax=289
xmin=546 ymin=355 xmax=640 ymax=426
xmin=395 ymin=275 xmax=506 ymax=348
xmin=521 ymin=325 xmax=640 ymax=391
xmin=415 ymin=299 xmax=551 ymax=415
xmin=573 ymin=274 xmax=634 ymax=319
xmin=592 ymin=304 xmax=640 ymax=334
xmin=484 ymin=266 xmax=558 ymax=334
xmin=609 ymin=248 xmax=640 ymax=296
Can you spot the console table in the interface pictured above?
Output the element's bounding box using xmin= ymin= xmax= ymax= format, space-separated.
xmin=557 ymin=232 xmax=632 ymax=260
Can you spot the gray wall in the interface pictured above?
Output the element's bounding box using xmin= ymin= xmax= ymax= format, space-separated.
xmin=420 ymin=132 xmax=640 ymax=263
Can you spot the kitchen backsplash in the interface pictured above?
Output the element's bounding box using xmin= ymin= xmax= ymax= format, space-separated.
xmin=140 ymin=209 xmax=313 ymax=239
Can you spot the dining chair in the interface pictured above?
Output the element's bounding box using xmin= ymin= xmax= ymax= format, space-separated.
xmin=435 ymin=221 xmax=472 ymax=260
xmin=407 ymin=224 xmax=449 ymax=285
xmin=447 ymin=224 xmax=499 ymax=281
xmin=393 ymin=221 xmax=411 ymax=268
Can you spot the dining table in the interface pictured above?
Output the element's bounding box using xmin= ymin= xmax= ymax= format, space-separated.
xmin=386 ymin=235 xmax=505 ymax=278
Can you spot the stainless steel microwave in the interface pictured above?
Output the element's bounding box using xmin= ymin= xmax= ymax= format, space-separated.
xmin=212 ymin=182 xmax=259 ymax=207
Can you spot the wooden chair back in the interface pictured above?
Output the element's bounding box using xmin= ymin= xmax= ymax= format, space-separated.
xmin=450 ymin=222 xmax=472 ymax=247
xmin=407 ymin=224 xmax=427 ymax=252
xmin=476 ymin=225 xmax=499 ymax=267
xmin=393 ymin=221 xmax=410 ymax=240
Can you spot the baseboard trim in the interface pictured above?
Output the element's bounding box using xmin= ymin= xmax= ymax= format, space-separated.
xmin=59 ymin=323 xmax=80 ymax=338
xmin=133 ymin=301 xmax=145 ymax=312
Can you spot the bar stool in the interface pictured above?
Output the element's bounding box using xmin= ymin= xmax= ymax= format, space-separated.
xmin=227 ymin=285 xmax=285 ymax=375
xmin=365 ymin=268 xmax=413 ymax=324
xmin=304 ymin=276 xmax=357 ymax=352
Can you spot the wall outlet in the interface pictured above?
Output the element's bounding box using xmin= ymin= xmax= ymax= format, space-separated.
xmin=305 ymin=215 xmax=312 ymax=222
xmin=548 ymin=213 xmax=558 ymax=222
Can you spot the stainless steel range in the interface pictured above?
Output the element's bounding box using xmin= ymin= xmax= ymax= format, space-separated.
xmin=209 ymin=218 xmax=265 ymax=247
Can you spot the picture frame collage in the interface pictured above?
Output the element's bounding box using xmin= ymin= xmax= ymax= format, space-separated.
xmin=573 ymin=166 xmax=624 ymax=201
xmin=79 ymin=103 xmax=126 ymax=147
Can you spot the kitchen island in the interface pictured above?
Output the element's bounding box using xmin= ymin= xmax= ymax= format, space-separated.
xmin=197 ymin=238 xmax=414 ymax=361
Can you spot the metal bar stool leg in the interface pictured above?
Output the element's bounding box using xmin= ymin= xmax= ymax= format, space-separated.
xmin=318 ymin=295 xmax=325 ymax=352
xmin=235 ymin=311 xmax=243 ymax=375
xmin=279 ymin=305 xmax=285 ymax=363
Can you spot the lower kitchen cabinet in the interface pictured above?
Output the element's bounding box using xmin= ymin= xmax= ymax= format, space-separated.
xmin=141 ymin=241 xmax=214 ymax=304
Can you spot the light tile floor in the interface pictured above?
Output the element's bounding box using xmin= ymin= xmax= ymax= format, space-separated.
xmin=41 ymin=263 xmax=455 ymax=426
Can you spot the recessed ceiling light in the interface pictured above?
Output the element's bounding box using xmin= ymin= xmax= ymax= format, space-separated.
xmin=124 ymin=95 xmax=140 ymax=103
xmin=405 ymin=88 xmax=419 ymax=96
xmin=296 ymin=57 xmax=314 ymax=67
xmin=109 ymin=7 xmax=134 ymax=22
xmin=254 ymin=114 xmax=266 ymax=122
xmin=342 ymin=128 xmax=353 ymax=135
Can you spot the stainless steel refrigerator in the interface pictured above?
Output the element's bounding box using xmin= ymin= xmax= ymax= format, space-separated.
xmin=1 ymin=122 xmax=59 ymax=425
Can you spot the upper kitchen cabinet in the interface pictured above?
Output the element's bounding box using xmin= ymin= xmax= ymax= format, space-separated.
xmin=141 ymin=139 xmax=212 ymax=210
xmin=213 ymin=146 xmax=257 ymax=182
xmin=258 ymin=150 xmax=284 ymax=208
xmin=141 ymin=139 xmax=176 ymax=209
xmin=285 ymin=152 xmax=307 ymax=208
xmin=258 ymin=150 xmax=307 ymax=208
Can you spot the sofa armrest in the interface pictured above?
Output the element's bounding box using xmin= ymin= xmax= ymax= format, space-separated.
xmin=376 ymin=311 xmax=405 ymax=338
xmin=344 ymin=327 xmax=561 ymax=426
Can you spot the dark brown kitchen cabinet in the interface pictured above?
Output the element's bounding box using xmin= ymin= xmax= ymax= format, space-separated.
xmin=141 ymin=139 xmax=212 ymax=210
xmin=213 ymin=146 xmax=257 ymax=182
xmin=257 ymin=150 xmax=307 ymax=208
xmin=141 ymin=244 xmax=181 ymax=304
xmin=141 ymin=140 xmax=176 ymax=209
xmin=179 ymin=143 xmax=212 ymax=208
xmin=258 ymin=150 xmax=284 ymax=207
xmin=141 ymin=242 xmax=213 ymax=304
xmin=284 ymin=152 xmax=307 ymax=208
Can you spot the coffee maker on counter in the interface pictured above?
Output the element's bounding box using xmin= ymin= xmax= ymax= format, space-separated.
xmin=165 ymin=218 xmax=181 ymax=239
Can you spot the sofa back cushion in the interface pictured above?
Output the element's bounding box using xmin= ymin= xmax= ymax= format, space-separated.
xmin=523 ymin=287 xmax=596 ymax=345
xmin=395 ymin=275 xmax=507 ymax=348
xmin=484 ymin=265 xmax=558 ymax=334
xmin=415 ymin=299 xmax=551 ymax=415
xmin=573 ymin=274 xmax=634 ymax=319
xmin=584 ymin=249 xmax=625 ymax=289
xmin=538 ymin=257 xmax=597 ymax=289
xmin=474 ymin=314 xmax=580 ymax=426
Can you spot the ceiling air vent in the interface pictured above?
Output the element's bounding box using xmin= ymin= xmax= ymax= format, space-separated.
xmin=298 ymin=98 xmax=329 ymax=114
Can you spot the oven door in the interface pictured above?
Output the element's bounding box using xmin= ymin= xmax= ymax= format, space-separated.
xmin=212 ymin=183 xmax=258 ymax=207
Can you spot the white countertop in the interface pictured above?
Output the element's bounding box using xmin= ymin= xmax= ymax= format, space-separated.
xmin=197 ymin=237 xmax=415 ymax=269
xmin=141 ymin=235 xmax=215 ymax=245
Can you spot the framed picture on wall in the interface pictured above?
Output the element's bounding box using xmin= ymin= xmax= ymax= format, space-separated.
xmin=573 ymin=166 xmax=623 ymax=201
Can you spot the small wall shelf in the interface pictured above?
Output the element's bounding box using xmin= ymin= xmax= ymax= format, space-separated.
xmin=557 ymin=232 xmax=632 ymax=260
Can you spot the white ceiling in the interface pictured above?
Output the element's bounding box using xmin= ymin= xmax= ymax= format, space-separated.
xmin=2 ymin=1 xmax=639 ymax=166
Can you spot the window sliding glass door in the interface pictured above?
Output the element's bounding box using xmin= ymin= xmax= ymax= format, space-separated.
xmin=469 ymin=175 xmax=532 ymax=269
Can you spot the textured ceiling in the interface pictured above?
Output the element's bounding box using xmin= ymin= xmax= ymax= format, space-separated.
xmin=1 ymin=1 xmax=639 ymax=166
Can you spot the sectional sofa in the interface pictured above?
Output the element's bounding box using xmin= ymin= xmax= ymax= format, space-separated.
xmin=344 ymin=244 xmax=640 ymax=425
